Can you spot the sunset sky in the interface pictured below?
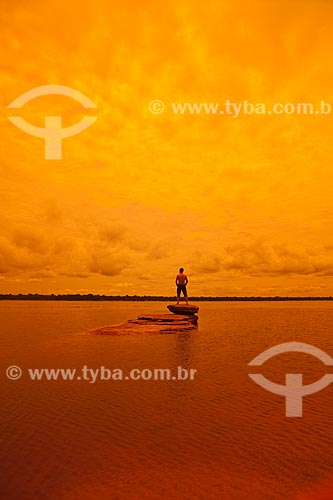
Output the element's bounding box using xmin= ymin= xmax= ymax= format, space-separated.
xmin=0 ymin=0 xmax=333 ymax=296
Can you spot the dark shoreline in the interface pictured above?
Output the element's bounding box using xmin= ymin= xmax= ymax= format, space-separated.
xmin=0 ymin=294 xmax=332 ymax=301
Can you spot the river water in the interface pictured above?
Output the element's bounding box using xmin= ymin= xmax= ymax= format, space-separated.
xmin=1 ymin=300 xmax=333 ymax=499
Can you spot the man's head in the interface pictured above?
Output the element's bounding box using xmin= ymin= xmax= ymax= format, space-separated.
xmin=179 ymin=267 xmax=184 ymax=273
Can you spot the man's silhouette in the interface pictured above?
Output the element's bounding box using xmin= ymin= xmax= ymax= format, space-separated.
xmin=176 ymin=267 xmax=188 ymax=305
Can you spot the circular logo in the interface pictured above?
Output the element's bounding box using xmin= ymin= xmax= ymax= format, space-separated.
xmin=6 ymin=365 xmax=22 ymax=380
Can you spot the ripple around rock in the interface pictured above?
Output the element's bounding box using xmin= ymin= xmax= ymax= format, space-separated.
xmin=89 ymin=312 xmax=198 ymax=336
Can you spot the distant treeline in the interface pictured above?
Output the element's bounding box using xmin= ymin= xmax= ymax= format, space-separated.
xmin=0 ymin=294 xmax=332 ymax=301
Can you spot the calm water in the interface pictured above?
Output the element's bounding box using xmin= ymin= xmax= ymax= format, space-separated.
xmin=1 ymin=301 xmax=333 ymax=500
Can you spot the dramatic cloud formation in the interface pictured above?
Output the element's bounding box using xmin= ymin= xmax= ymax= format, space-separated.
xmin=0 ymin=0 xmax=332 ymax=295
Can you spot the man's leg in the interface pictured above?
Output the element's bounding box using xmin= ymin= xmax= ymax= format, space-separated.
xmin=184 ymin=286 xmax=189 ymax=305
xmin=176 ymin=286 xmax=180 ymax=304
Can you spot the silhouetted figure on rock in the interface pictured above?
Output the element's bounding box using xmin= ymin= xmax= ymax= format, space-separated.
xmin=176 ymin=267 xmax=189 ymax=305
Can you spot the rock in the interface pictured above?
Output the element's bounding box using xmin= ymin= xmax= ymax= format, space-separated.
xmin=89 ymin=313 xmax=197 ymax=336
xmin=167 ymin=304 xmax=199 ymax=316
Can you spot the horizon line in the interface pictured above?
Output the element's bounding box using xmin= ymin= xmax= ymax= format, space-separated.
xmin=0 ymin=294 xmax=332 ymax=302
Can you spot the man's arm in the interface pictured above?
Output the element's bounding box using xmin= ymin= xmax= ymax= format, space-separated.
xmin=175 ymin=275 xmax=179 ymax=285
xmin=185 ymin=275 xmax=188 ymax=285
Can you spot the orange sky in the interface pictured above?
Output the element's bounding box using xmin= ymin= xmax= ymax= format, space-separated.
xmin=0 ymin=0 xmax=333 ymax=296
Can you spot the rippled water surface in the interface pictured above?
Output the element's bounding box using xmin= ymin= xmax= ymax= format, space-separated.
xmin=1 ymin=301 xmax=333 ymax=500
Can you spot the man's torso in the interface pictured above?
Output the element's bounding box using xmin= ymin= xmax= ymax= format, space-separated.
xmin=176 ymin=274 xmax=187 ymax=284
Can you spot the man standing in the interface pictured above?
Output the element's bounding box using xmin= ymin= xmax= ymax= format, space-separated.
xmin=176 ymin=267 xmax=189 ymax=305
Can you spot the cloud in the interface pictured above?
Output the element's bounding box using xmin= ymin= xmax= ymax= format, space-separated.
xmin=146 ymin=240 xmax=170 ymax=260
xmin=191 ymin=254 xmax=222 ymax=274
xmin=191 ymin=242 xmax=333 ymax=278
xmin=98 ymin=223 xmax=127 ymax=243
xmin=0 ymin=235 xmax=45 ymax=271
xmin=11 ymin=226 xmax=48 ymax=254
xmin=0 ymin=0 xmax=333 ymax=295
xmin=88 ymin=259 xmax=126 ymax=277
xmin=0 ymin=221 xmax=131 ymax=279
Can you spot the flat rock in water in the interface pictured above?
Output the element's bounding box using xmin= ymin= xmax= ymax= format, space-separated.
xmin=167 ymin=304 xmax=199 ymax=316
xmin=89 ymin=313 xmax=197 ymax=336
